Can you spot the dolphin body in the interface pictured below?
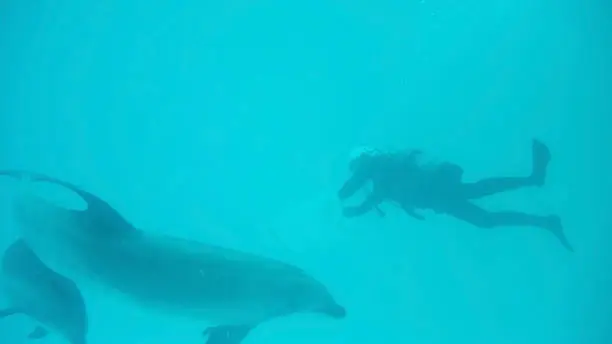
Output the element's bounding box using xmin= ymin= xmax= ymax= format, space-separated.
xmin=0 ymin=239 xmax=88 ymax=344
xmin=0 ymin=170 xmax=345 ymax=344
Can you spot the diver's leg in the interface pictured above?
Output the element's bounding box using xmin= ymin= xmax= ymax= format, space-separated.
xmin=342 ymin=192 xmax=383 ymax=218
xmin=442 ymin=201 xmax=573 ymax=251
xmin=460 ymin=139 xmax=551 ymax=199
xmin=461 ymin=177 xmax=537 ymax=199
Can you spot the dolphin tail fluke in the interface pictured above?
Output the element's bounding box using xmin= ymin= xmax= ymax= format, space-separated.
xmin=28 ymin=326 xmax=49 ymax=339
xmin=202 ymin=325 xmax=253 ymax=344
xmin=0 ymin=308 xmax=18 ymax=318
xmin=554 ymin=230 xmax=575 ymax=253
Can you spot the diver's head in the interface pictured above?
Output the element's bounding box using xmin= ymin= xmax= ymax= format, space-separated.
xmin=348 ymin=146 xmax=381 ymax=172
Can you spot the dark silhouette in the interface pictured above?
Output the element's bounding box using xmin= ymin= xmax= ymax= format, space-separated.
xmin=338 ymin=139 xmax=573 ymax=252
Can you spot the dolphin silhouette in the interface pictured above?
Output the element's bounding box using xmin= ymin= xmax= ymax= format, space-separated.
xmin=0 ymin=169 xmax=345 ymax=344
xmin=0 ymin=239 xmax=88 ymax=344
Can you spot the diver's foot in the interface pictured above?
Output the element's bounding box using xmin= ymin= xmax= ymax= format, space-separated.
xmin=544 ymin=215 xmax=574 ymax=252
xmin=530 ymin=139 xmax=551 ymax=186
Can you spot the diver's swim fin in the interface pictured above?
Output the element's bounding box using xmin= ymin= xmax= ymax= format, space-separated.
xmin=545 ymin=216 xmax=574 ymax=252
xmin=203 ymin=325 xmax=253 ymax=344
xmin=531 ymin=139 xmax=551 ymax=186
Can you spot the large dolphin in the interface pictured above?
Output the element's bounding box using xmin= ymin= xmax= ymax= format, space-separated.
xmin=0 ymin=170 xmax=346 ymax=344
xmin=0 ymin=239 xmax=88 ymax=344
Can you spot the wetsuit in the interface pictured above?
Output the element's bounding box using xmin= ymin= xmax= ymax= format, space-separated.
xmin=338 ymin=140 xmax=573 ymax=251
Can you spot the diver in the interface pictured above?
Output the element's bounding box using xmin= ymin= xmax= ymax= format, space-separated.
xmin=337 ymin=139 xmax=574 ymax=252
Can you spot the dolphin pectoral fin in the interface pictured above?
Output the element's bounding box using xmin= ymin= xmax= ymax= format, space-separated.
xmin=28 ymin=326 xmax=48 ymax=339
xmin=0 ymin=307 xmax=19 ymax=318
xmin=202 ymin=325 xmax=253 ymax=344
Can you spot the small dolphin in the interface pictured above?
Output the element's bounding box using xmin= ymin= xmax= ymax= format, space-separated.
xmin=0 ymin=169 xmax=345 ymax=344
xmin=0 ymin=239 xmax=88 ymax=344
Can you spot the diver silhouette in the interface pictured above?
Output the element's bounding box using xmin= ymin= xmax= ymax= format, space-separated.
xmin=337 ymin=139 xmax=573 ymax=252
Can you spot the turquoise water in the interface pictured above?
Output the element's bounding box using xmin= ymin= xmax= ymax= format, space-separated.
xmin=1 ymin=0 xmax=611 ymax=343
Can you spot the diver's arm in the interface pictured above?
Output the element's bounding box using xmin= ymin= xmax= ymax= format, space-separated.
xmin=342 ymin=192 xmax=382 ymax=218
xmin=374 ymin=206 xmax=386 ymax=217
xmin=401 ymin=203 xmax=425 ymax=220
xmin=338 ymin=168 xmax=370 ymax=201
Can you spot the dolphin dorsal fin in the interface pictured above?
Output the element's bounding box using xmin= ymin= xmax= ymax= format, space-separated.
xmin=0 ymin=170 xmax=138 ymax=238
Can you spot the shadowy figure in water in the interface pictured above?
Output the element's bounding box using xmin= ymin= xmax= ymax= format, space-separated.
xmin=337 ymin=139 xmax=574 ymax=252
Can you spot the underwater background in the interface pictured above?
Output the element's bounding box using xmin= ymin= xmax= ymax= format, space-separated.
xmin=1 ymin=0 xmax=611 ymax=343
